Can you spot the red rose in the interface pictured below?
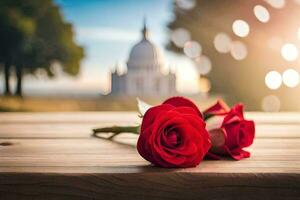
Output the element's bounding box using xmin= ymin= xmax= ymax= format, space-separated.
xmin=137 ymin=97 xmax=211 ymax=168
xmin=204 ymin=100 xmax=255 ymax=160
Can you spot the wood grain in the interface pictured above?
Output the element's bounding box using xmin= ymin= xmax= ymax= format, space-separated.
xmin=0 ymin=173 xmax=299 ymax=200
xmin=0 ymin=112 xmax=299 ymax=200
xmin=1 ymin=111 xmax=299 ymax=123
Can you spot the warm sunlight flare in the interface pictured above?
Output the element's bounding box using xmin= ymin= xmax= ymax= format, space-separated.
xmin=265 ymin=70 xmax=282 ymax=90
xmin=265 ymin=0 xmax=285 ymax=9
xmin=183 ymin=41 xmax=202 ymax=58
xmin=262 ymin=95 xmax=281 ymax=112
xmin=3 ymin=0 xmax=300 ymax=111
xmin=171 ymin=28 xmax=191 ymax=48
xmin=230 ymin=41 xmax=248 ymax=60
xmin=214 ymin=32 xmax=232 ymax=53
xmin=253 ymin=5 xmax=270 ymax=23
xmin=195 ymin=55 xmax=212 ymax=75
xmin=175 ymin=0 xmax=196 ymax=10
xmin=177 ymin=63 xmax=200 ymax=93
xmin=282 ymin=68 xmax=300 ymax=88
xmin=199 ymin=77 xmax=211 ymax=93
xmin=232 ymin=19 xmax=250 ymax=37
xmin=281 ymin=43 xmax=299 ymax=61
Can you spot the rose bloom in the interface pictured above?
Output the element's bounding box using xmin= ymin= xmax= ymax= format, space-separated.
xmin=137 ymin=97 xmax=211 ymax=168
xmin=204 ymin=100 xmax=255 ymax=160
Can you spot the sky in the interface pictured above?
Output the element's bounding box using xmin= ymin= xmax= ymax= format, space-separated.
xmin=1 ymin=0 xmax=200 ymax=96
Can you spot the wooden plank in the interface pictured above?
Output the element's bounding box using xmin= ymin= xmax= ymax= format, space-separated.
xmin=0 ymin=138 xmax=299 ymax=155
xmin=1 ymin=112 xmax=299 ymax=124
xmin=246 ymin=112 xmax=300 ymax=124
xmin=0 ymin=112 xmax=140 ymax=123
xmin=0 ymin=166 xmax=299 ymax=174
xmin=0 ymin=154 xmax=299 ymax=169
xmin=0 ymin=112 xmax=299 ymax=139
xmin=0 ymin=123 xmax=300 ymax=139
xmin=0 ymin=123 xmax=133 ymax=138
xmin=0 ymin=138 xmax=299 ymax=171
xmin=0 ymin=173 xmax=299 ymax=200
xmin=0 ymin=112 xmax=299 ymax=200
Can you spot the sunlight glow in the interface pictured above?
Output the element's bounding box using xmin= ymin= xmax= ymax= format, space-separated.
xmin=265 ymin=0 xmax=285 ymax=9
xmin=176 ymin=0 xmax=196 ymax=10
xmin=282 ymin=69 xmax=300 ymax=88
xmin=214 ymin=32 xmax=232 ymax=53
xmin=230 ymin=41 xmax=248 ymax=60
xmin=262 ymin=95 xmax=281 ymax=112
xmin=176 ymin=59 xmax=201 ymax=93
xmin=254 ymin=5 xmax=270 ymax=23
xmin=171 ymin=28 xmax=191 ymax=48
xmin=195 ymin=55 xmax=212 ymax=75
xmin=281 ymin=43 xmax=299 ymax=61
xmin=199 ymin=77 xmax=211 ymax=93
xmin=183 ymin=41 xmax=202 ymax=58
xmin=265 ymin=70 xmax=282 ymax=90
xmin=232 ymin=20 xmax=250 ymax=37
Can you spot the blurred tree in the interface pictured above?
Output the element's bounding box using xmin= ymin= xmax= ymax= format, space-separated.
xmin=0 ymin=0 xmax=34 ymax=95
xmin=0 ymin=0 xmax=84 ymax=96
xmin=168 ymin=0 xmax=300 ymax=110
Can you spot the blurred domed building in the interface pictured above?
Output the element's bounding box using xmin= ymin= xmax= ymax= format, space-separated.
xmin=111 ymin=21 xmax=176 ymax=97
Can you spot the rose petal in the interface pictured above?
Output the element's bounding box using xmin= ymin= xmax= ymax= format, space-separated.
xmin=203 ymin=100 xmax=230 ymax=117
xmin=162 ymin=130 xmax=180 ymax=148
xmin=173 ymin=106 xmax=201 ymax=117
xmin=205 ymin=102 xmax=255 ymax=161
xmin=240 ymin=120 xmax=255 ymax=148
xmin=223 ymin=104 xmax=244 ymax=124
xmin=209 ymin=128 xmax=226 ymax=148
xmin=183 ymin=114 xmax=211 ymax=151
xmin=138 ymin=97 xmax=213 ymax=168
xmin=141 ymin=104 xmax=174 ymax=133
xmin=224 ymin=122 xmax=241 ymax=149
xmin=163 ymin=96 xmax=202 ymax=118
xmin=225 ymin=147 xmax=251 ymax=160
xmin=137 ymin=125 xmax=155 ymax=163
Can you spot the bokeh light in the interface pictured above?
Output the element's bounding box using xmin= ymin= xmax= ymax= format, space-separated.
xmin=232 ymin=20 xmax=250 ymax=37
xmin=262 ymin=95 xmax=281 ymax=112
xmin=281 ymin=43 xmax=299 ymax=61
xmin=253 ymin=5 xmax=270 ymax=23
xmin=199 ymin=77 xmax=211 ymax=93
xmin=265 ymin=70 xmax=282 ymax=90
xmin=282 ymin=69 xmax=300 ymax=88
xmin=195 ymin=55 xmax=212 ymax=75
xmin=214 ymin=32 xmax=232 ymax=53
xmin=175 ymin=0 xmax=196 ymax=10
xmin=183 ymin=41 xmax=202 ymax=58
xmin=265 ymin=0 xmax=285 ymax=9
xmin=230 ymin=41 xmax=248 ymax=60
xmin=171 ymin=28 xmax=191 ymax=48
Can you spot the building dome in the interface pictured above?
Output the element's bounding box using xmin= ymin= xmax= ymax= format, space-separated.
xmin=111 ymin=19 xmax=177 ymax=97
xmin=127 ymin=21 xmax=164 ymax=69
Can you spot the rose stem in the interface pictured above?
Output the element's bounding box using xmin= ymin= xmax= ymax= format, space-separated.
xmin=92 ymin=125 xmax=140 ymax=139
xmin=203 ymin=113 xmax=214 ymax=121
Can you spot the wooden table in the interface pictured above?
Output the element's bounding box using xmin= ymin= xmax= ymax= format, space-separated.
xmin=0 ymin=112 xmax=299 ymax=200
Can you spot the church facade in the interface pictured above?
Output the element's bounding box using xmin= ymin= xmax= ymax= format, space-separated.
xmin=110 ymin=22 xmax=176 ymax=97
